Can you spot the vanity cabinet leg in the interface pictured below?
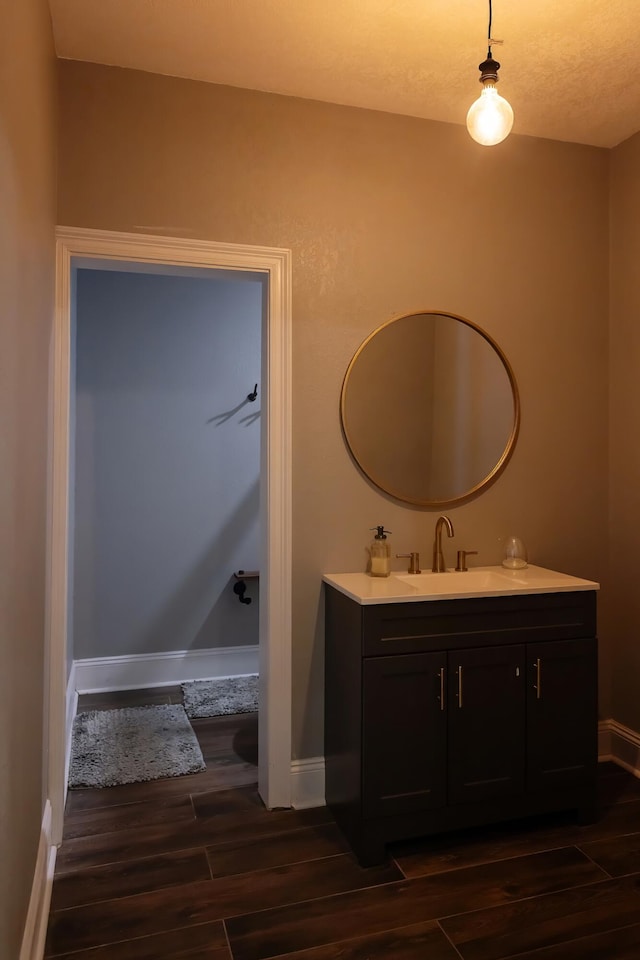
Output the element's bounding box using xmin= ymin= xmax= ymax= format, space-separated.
xmin=354 ymin=830 xmax=387 ymax=867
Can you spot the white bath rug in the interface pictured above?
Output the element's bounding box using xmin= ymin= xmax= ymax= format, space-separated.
xmin=181 ymin=674 xmax=258 ymax=719
xmin=68 ymin=703 xmax=205 ymax=789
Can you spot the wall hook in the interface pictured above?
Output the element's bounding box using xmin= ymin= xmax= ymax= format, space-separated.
xmin=247 ymin=384 xmax=258 ymax=402
xmin=233 ymin=579 xmax=252 ymax=605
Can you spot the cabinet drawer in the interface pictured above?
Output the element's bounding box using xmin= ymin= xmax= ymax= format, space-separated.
xmin=362 ymin=591 xmax=596 ymax=657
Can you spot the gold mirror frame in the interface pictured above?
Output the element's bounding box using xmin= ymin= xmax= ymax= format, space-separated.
xmin=340 ymin=310 xmax=520 ymax=507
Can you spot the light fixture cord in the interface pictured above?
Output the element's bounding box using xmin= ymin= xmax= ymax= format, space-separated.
xmin=487 ymin=0 xmax=493 ymax=57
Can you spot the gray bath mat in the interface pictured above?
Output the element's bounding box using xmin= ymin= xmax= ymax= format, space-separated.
xmin=181 ymin=674 xmax=258 ymax=719
xmin=68 ymin=704 xmax=205 ymax=789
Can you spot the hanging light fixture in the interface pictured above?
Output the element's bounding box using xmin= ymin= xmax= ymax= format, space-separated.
xmin=466 ymin=0 xmax=514 ymax=146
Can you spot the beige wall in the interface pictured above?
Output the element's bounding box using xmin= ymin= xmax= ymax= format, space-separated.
xmin=0 ymin=1 xmax=56 ymax=955
xmin=609 ymin=131 xmax=640 ymax=733
xmin=58 ymin=61 xmax=610 ymax=758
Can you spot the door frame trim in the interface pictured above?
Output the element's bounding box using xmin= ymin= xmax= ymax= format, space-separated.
xmin=46 ymin=226 xmax=292 ymax=842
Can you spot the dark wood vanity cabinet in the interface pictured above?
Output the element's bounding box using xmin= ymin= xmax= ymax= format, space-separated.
xmin=324 ymin=586 xmax=598 ymax=865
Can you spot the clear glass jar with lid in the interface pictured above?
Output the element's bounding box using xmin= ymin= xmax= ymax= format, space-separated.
xmin=502 ymin=535 xmax=528 ymax=569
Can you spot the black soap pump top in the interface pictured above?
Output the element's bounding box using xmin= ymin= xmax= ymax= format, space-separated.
xmin=369 ymin=526 xmax=392 ymax=578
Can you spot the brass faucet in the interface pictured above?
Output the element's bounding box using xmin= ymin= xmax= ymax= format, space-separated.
xmin=432 ymin=515 xmax=455 ymax=572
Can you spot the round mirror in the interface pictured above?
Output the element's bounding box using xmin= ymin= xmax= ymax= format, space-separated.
xmin=340 ymin=311 xmax=520 ymax=506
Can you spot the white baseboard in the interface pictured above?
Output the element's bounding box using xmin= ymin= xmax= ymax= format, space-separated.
xmin=598 ymin=719 xmax=612 ymax=760
xmin=599 ymin=718 xmax=640 ymax=777
xmin=73 ymin=645 xmax=259 ymax=694
xmin=19 ymin=800 xmax=56 ymax=960
xmin=290 ymin=757 xmax=325 ymax=809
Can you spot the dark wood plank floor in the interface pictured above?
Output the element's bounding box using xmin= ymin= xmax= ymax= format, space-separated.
xmin=46 ymin=689 xmax=640 ymax=959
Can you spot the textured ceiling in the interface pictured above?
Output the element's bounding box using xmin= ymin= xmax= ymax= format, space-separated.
xmin=49 ymin=0 xmax=640 ymax=148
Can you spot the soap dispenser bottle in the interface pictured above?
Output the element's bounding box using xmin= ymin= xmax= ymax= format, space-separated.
xmin=369 ymin=526 xmax=392 ymax=578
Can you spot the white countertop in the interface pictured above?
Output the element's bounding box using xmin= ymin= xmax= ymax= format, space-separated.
xmin=322 ymin=565 xmax=600 ymax=605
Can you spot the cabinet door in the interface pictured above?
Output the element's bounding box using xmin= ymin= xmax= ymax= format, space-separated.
xmin=448 ymin=645 xmax=525 ymax=805
xmin=362 ymin=652 xmax=447 ymax=818
xmin=527 ymin=637 xmax=598 ymax=792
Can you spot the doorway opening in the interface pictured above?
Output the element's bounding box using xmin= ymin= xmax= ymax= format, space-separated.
xmin=47 ymin=228 xmax=292 ymax=844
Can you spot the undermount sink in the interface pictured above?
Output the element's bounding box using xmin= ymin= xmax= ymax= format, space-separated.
xmin=395 ymin=568 xmax=529 ymax=594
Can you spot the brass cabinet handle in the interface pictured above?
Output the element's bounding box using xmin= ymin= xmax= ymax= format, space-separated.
xmin=534 ymin=657 xmax=542 ymax=699
xmin=439 ymin=666 xmax=445 ymax=711
xmin=458 ymin=665 xmax=463 ymax=708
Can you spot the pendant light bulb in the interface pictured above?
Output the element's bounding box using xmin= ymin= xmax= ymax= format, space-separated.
xmin=466 ymin=0 xmax=514 ymax=146
xmin=466 ymin=76 xmax=514 ymax=146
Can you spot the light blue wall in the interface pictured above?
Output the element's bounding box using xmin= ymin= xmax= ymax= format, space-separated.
xmin=72 ymin=268 xmax=262 ymax=659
